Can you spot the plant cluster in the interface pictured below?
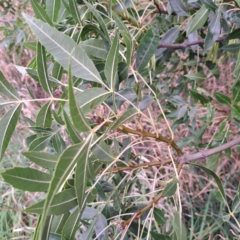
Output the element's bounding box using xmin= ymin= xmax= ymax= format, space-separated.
xmin=0 ymin=0 xmax=240 ymax=239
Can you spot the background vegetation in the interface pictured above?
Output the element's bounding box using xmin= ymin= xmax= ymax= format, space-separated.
xmin=0 ymin=0 xmax=239 ymax=239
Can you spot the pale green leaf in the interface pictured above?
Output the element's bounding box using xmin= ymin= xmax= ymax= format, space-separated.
xmin=46 ymin=0 xmax=61 ymax=23
xmin=185 ymin=72 xmax=206 ymax=82
xmin=188 ymin=6 xmax=210 ymax=34
xmin=173 ymin=211 xmax=188 ymax=240
xmin=69 ymin=0 xmax=82 ymax=25
xmin=0 ymin=104 xmax=22 ymax=160
xmin=22 ymin=151 xmax=57 ymax=169
xmin=23 ymin=14 xmax=103 ymax=83
xmin=93 ymin=141 xmax=114 ymax=163
xmin=1 ymin=167 xmax=51 ymax=192
xmin=162 ymin=180 xmax=177 ymax=197
xmin=120 ymin=30 xmax=133 ymax=66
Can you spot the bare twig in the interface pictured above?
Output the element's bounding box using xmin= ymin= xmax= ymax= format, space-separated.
xmin=178 ymin=137 xmax=240 ymax=163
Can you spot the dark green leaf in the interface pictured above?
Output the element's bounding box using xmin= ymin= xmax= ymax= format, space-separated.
xmin=22 ymin=151 xmax=57 ymax=169
xmin=153 ymin=208 xmax=167 ymax=225
xmin=69 ymin=0 xmax=82 ymax=25
xmin=139 ymin=95 xmax=153 ymax=111
xmin=214 ymin=92 xmax=231 ymax=105
xmin=0 ymin=104 xmax=22 ymax=160
xmin=105 ymin=34 xmax=119 ymax=90
xmin=169 ymin=0 xmax=189 ymax=16
xmin=0 ymin=71 xmax=20 ymax=100
xmin=233 ymin=81 xmax=240 ymax=103
xmin=185 ymin=72 xmax=206 ymax=82
xmin=1 ymin=167 xmax=51 ymax=192
xmin=46 ymin=0 xmax=61 ymax=23
xmin=232 ymin=104 xmax=240 ymax=120
xmin=120 ymin=30 xmax=133 ymax=65
xmin=30 ymin=0 xmax=53 ymax=26
xmin=221 ymin=43 xmax=240 ymax=53
xmin=37 ymin=42 xmax=52 ymax=95
xmin=52 ymin=61 xmax=63 ymax=81
xmin=226 ymin=28 xmax=240 ymax=41
xmin=36 ymin=102 xmax=52 ymax=128
xmin=118 ymin=62 xmax=128 ymax=83
xmin=190 ymin=163 xmax=227 ymax=202
xmin=51 ymin=132 xmax=66 ymax=155
xmin=136 ymin=28 xmax=160 ymax=72
xmin=190 ymin=89 xmax=212 ymax=105
xmin=29 ymin=135 xmax=51 ymax=151
xmin=151 ymin=231 xmax=171 ymax=240
xmin=93 ymin=141 xmax=114 ymax=163
xmin=26 ymin=188 xmax=77 ymax=215
xmin=200 ymin=0 xmax=218 ymax=10
xmin=232 ymin=193 xmax=240 ymax=213
xmin=162 ymin=180 xmax=177 ymax=197
xmin=177 ymin=105 xmax=187 ymax=120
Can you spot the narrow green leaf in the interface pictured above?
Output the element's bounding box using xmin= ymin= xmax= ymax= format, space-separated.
xmin=200 ymin=0 xmax=218 ymax=11
xmin=30 ymin=0 xmax=53 ymax=26
xmin=95 ymin=214 xmax=108 ymax=240
xmin=93 ymin=141 xmax=114 ymax=163
xmin=153 ymin=208 xmax=167 ymax=225
xmin=50 ymin=212 xmax=70 ymax=234
xmin=226 ymin=28 xmax=240 ymax=41
xmin=136 ymin=29 xmax=160 ymax=72
xmin=51 ymin=132 xmax=66 ymax=155
xmin=190 ymin=89 xmax=212 ymax=105
xmin=190 ymin=163 xmax=227 ymax=202
xmin=232 ymin=193 xmax=240 ymax=213
xmin=177 ymin=105 xmax=188 ymax=120
xmin=63 ymin=111 xmax=82 ymax=144
xmin=22 ymin=151 xmax=57 ymax=169
xmin=233 ymin=81 xmax=240 ymax=103
xmin=68 ymin=67 xmax=90 ymax=132
xmin=113 ymin=11 xmax=129 ymax=32
xmin=46 ymin=0 xmax=61 ymax=23
xmin=0 ymin=71 xmax=20 ymax=100
xmin=38 ymin=136 xmax=92 ymax=239
xmin=83 ymin=0 xmax=110 ymax=42
xmin=185 ymin=72 xmax=206 ymax=82
xmin=221 ymin=43 xmax=240 ymax=53
xmin=0 ymin=104 xmax=22 ymax=160
xmin=36 ymin=102 xmax=52 ymax=128
xmin=23 ymin=14 xmax=103 ymax=83
xmin=26 ymin=188 xmax=77 ymax=215
xmin=64 ymin=88 xmax=110 ymax=116
xmin=52 ymin=61 xmax=63 ymax=81
xmin=69 ymin=0 xmax=82 ymax=25
xmin=162 ymin=180 xmax=177 ymax=197
xmin=173 ymin=211 xmax=188 ymax=240
xmin=29 ymin=135 xmax=51 ymax=151
xmin=188 ymin=6 xmax=209 ymax=34
xmin=169 ymin=0 xmax=189 ymax=16
xmin=104 ymin=34 xmax=119 ymax=90
xmin=139 ymin=95 xmax=153 ymax=111
xmin=120 ymin=30 xmax=133 ymax=66
xmin=23 ymin=42 xmax=37 ymax=51
xmin=204 ymin=13 xmax=221 ymax=52
xmin=111 ymin=108 xmax=138 ymax=130
xmin=80 ymin=39 xmax=108 ymax=60
xmin=37 ymin=42 xmax=52 ymax=95
xmin=232 ymin=104 xmax=240 ymax=120
xmin=151 ymin=231 xmax=171 ymax=240
xmin=1 ymin=167 xmax=51 ymax=192
xmin=214 ymin=92 xmax=231 ymax=105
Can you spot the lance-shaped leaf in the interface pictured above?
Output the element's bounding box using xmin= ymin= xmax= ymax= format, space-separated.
xmin=188 ymin=6 xmax=210 ymax=34
xmin=26 ymin=188 xmax=77 ymax=215
xmin=204 ymin=12 xmax=221 ymax=52
xmin=68 ymin=67 xmax=91 ymax=132
xmin=120 ymin=30 xmax=133 ymax=66
xmin=0 ymin=104 xmax=22 ymax=160
xmin=63 ymin=111 xmax=82 ymax=144
xmin=221 ymin=44 xmax=240 ymax=53
xmin=200 ymin=0 xmax=218 ymax=11
xmin=68 ymin=0 xmax=82 ymax=25
xmin=52 ymin=61 xmax=63 ymax=81
xmin=50 ymin=212 xmax=70 ymax=234
xmin=30 ymin=0 xmax=53 ymax=26
xmin=136 ymin=28 xmax=160 ymax=72
xmin=36 ymin=102 xmax=52 ymax=128
xmin=46 ymin=0 xmax=61 ymax=23
xmin=104 ymin=34 xmax=119 ymax=90
xmin=83 ymin=0 xmax=110 ymax=42
xmin=214 ymin=92 xmax=231 ymax=105
xmin=37 ymin=42 xmax=52 ymax=95
xmin=0 ymin=71 xmax=20 ymax=100
xmin=162 ymin=180 xmax=177 ymax=197
xmin=169 ymin=0 xmax=189 ymax=17
xmin=93 ymin=141 xmax=115 ymax=163
xmin=23 ymin=14 xmax=103 ymax=84
xmin=22 ymin=151 xmax=58 ymax=169
xmin=1 ymin=167 xmax=51 ymax=192
xmin=29 ymin=135 xmax=52 ymax=151
xmin=38 ymin=136 xmax=92 ymax=239
xmin=111 ymin=108 xmax=138 ymax=130
xmin=64 ymin=88 xmax=110 ymax=116
xmin=80 ymin=39 xmax=108 ymax=60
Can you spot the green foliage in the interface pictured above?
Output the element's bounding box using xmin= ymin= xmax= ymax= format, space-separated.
xmin=0 ymin=0 xmax=240 ymax=239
